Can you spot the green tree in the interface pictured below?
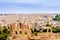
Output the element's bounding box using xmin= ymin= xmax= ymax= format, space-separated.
xmin=53 ymin=14 xmax=60 ymax=21
xmin=0 ymin=26 xmax=10 ymax=40
xmin=52 ymin=27 xmax=60 ymax=33
xmin=52 ymin=27 xmax=57 ymax=33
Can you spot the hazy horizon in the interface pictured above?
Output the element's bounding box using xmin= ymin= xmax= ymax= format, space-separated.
xmin=0 ymin=0 xmax=60 ymax=14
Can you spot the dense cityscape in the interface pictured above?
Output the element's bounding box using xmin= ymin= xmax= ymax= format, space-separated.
xmin=0 ymin=14 xmax=60 ymax=40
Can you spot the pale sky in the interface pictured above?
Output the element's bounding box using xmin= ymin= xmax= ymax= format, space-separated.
xmin=0 ymin=0 xmax=60 ymax=14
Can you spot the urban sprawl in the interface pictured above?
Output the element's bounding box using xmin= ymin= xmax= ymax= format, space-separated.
xmin=0 ymin=14 xmax=60 ymax=40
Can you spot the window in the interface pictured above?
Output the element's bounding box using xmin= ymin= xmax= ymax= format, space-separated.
xmin=13 ymin=36 xmax=16 ymax=39
xmin=48 ymin=29 xmax=51 ymax=32
xmin=43 ymin=29 xmax=47 ymax=32
xmin=25 ymin=31 xmax=27 ymax=34
xmin=19 ymin=31 xmax=22 ymax=34
xmin=15 ymin=31 xmax=17 ymax=34
xmin=19 ymin=23 xmax=21 ymax=28
xmin=39 ymin=29 xmax=42 ymax=30
xmin=35 ymin=33 xmax=37 ymax=36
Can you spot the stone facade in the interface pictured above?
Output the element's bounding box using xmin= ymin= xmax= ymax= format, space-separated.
xmin=7 ymin=21 xmax=53 ymax=40
xmin=8 ymin=22 xmax=31 ymax=40
xmin=7 ymin=22 xmax=60 ymax=40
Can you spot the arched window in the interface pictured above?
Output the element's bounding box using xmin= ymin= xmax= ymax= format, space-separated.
xmin=19 ymin=23 xmax=21 ymax=28
xmin=48 ymin=29 xmax=51 ymax=32
xmin=19 ymin=31 xmax=22 ymax=34
xmin=15 ymin=31 xmax=17 ymax=34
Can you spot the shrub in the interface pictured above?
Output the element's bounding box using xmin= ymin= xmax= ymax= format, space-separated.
xmin=0 ymin=26 xmax=10 ymax=40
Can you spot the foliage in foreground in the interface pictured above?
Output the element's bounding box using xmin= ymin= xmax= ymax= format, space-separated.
xmin=0 ymin=26 xmax=10 ymax=40
xmin=30 ymin=27 xmax=60 ymax=35
xmin=53 ymin=14 xmax=60 ymax=21
xmin=52 ymin=27 xmax=60 ymax=33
